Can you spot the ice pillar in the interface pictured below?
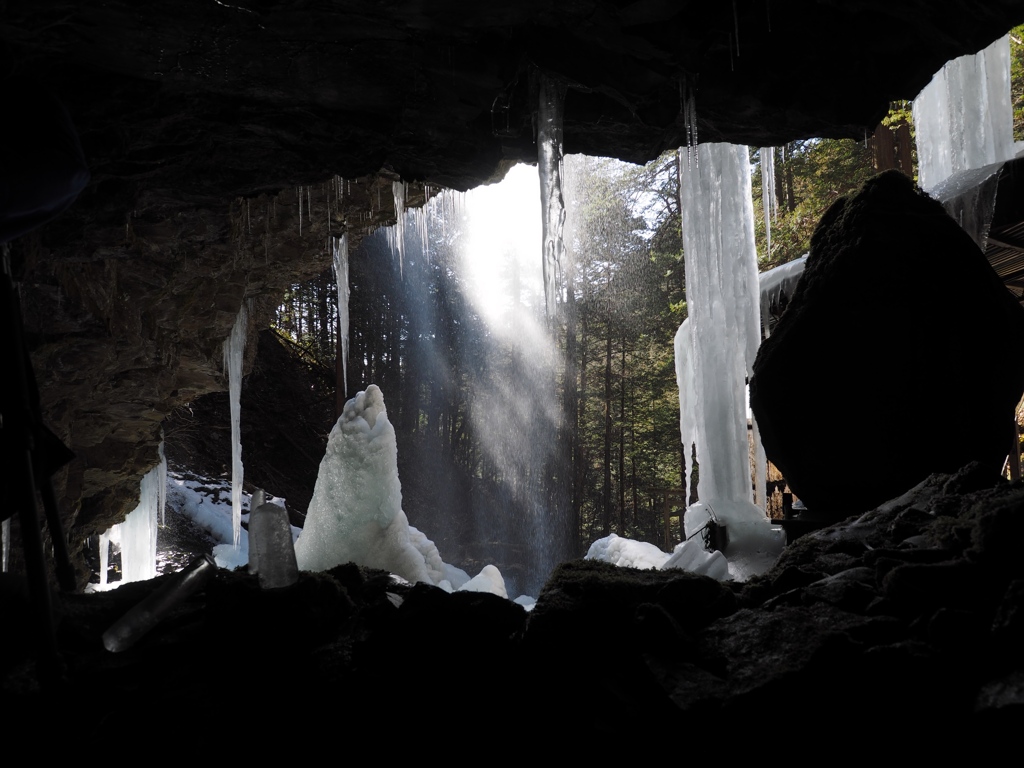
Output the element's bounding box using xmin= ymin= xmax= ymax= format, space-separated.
xmin=538 ymin=73 xmax=566 ymax=320
xmin=332 ymin=234 xmax=350 ymax=398
xmin=676 ymin=143 xmax=761 ymax=504
xmin=224 ymin=301 xmax=250 ymax=551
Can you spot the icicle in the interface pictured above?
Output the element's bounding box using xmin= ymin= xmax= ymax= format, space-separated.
xmin=298 ymin=186 xmax=303 ymax=236
xmin=332 ymin=234 xmax=350 ymax=398
xmin=391 ymin=180 xmax=407 ymax=278
xmin=223 ymin=300 xmax=250 ymax=551
xmin=682 ymin=85 xmax=699 ymax=168
xmin=537 ymin=73 xmax=566 ymax=320
xmin=1 ymin=517 xmax=9 ymax=573
xmin=759 ymin=147 xmax=775 ymax=259
xmin=308 ymin=184 xmax=312 ymax=222
xmin=676 ymin=142 xmax=783 ymax=574
xmin=732 ymin=0 xmax=740 ymax=57
xmin=157 ymin=437 xmax=167 ymax=527
xmin=97 ymin=529 xmax=109 ymax=585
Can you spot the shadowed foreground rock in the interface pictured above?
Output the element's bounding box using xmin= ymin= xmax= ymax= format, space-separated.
xmin=750 ymin=171 xmax=1024 ymax=517
xmin=2 ymin=466 xmax=1022 ymax=750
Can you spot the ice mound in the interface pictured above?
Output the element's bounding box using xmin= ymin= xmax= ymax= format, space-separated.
xmin=587 ymin=503 xmax=783 ymax=582
xmin=585 ymin=533 xmax=670 ymax=570
xmin=683 ymin=500 xmax=785 ymax=581
xmin=457 ymin=564 xmax=509 ymax=599
xmin=586 ymin=532 xmax=730 ymax=580
xmin=295 ymin=386 xmax=435 ymax=583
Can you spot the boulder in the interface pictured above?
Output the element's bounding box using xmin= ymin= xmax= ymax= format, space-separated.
xmin=750 ymin=171 xmax=1024 ymax=516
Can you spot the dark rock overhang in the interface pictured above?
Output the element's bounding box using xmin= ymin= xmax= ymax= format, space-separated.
xmin=5 ymin=0 xmax=1024 ymax=198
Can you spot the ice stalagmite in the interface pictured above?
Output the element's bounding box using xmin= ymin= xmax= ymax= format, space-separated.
xmin=914 ymin=35 xmax=1014 ymax=194
xmin=676 ymin=143 xmax=783 ymax=580
xmin=224 ymin=301 xmax=249 ymax=551
xmin=332 ymin=234 xmax=350 ymax=398
xmin=294 ymin=385 xmax=441 ymax=584
xmin=537 ymin=74 xmax=566 ymax=320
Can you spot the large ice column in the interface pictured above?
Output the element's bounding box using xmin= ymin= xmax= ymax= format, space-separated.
xmin=537 ymin=73 xmax=566 ymax=320
xmin=294 ymin=385 xmax=436 ymax=584
xmin=332 ymin=234 xmax=350 ymax=398
xmin=676 ymin=143 xmax=783 ymax=578
xmin=677 ymin=143 xmax=761 ymax=503
xmin=914 ymin=35 xmax=1014 ymax=194
xmin=224 ymin=301 xmax=249 ymax=551
xmin=2 ymin=518 xmax=9 ymax=572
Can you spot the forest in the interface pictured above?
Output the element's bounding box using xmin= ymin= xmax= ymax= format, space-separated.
xmin=267 ymin=29 xmax=1024 ymax=575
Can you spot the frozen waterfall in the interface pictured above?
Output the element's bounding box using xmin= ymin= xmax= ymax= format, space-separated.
xmin=99 ymin=441 xmax=167 ymax=586
xmin=224 ymin=300 xmax=250 ymax=551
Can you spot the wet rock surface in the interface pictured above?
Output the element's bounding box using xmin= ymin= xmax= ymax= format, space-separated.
xmin=3 ymin=467 xmax=1022 ymax=746
xmin=750 ymin=171 xmax=1024 ymax=516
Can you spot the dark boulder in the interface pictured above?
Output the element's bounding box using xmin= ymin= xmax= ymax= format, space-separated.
xmin=750 ymin=171 xmax=1024 ymax=516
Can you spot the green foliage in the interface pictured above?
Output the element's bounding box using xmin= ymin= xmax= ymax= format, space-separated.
xmin=752 ymin=137 xmax=878 ymax=270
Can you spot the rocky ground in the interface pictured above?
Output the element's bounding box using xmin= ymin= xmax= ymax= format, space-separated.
xmin=2 ymin=462 xmax=1021 ymax=750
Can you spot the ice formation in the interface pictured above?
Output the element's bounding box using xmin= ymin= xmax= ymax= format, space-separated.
xmin=388 ymin=181 xmax=407 ymax=277
xmin=224 ymin=300 xmax=250 ymax=551
xmin=294 ymin=385 xmax=437 ymax=583
xmin=675 ymin=142 xmax=784 ymax=579
xmin=1 ymin=518 xmax=8 ymax=573
xmin=110 ymin=446 xmax=166 ymax=584
xmin=586 ymin=533 xmax=729 ymax=580
xmin=332 ymin=233 xmax=350 ymax=397
xmin=537 ymin=73 xmax=566 ymax=319
xmin=759 ymin=147 xmax=776 ymax=258
xmin=758 ymin=254 xmax=807 ymax=333
xmin=913 ymin=35 xmax=1014 ymax=194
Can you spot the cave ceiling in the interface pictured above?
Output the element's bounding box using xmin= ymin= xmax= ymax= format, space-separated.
xmin=4 ymin=0 xmax=1024 ymax=571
